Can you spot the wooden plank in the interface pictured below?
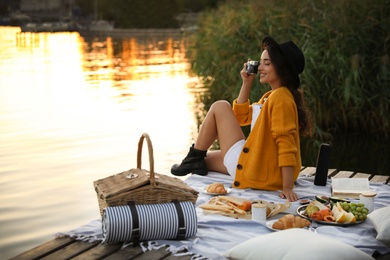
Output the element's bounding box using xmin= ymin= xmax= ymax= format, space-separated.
xmin=163 ymin=252 xmax=196 ymax=260
xmin=40 ymin=240 xmax=100 ymax=260
xmin=10 ymin=237 xmax=75 ymax=260
xmin=370 ymin=175 xmax=390 ymax=184
xmin=298 ymin=167 xmax=337 ymax=178
xmin=103 ymin=244 xmax=144 ymax=260
xmin=133 ymin=246 xmax=171 ymax=259
xmin=299 ymin=167 xmax=316 ymax=176
xmin=354 ymin=173 xmax=372 ymax=179
xmin=332 ymin=171 xmax=354 ymax=178
xmin=72 ymin=242 xmax=122 ymax=260
xmin=327 ymin=169 xmax=338 ymax=177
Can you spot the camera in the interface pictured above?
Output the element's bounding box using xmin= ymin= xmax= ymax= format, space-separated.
xmin=245 ymin=60 xmax=259 ymax=75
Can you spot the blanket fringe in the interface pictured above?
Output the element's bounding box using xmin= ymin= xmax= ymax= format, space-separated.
xmin=55 ymin=219 xmax=210 ymax=259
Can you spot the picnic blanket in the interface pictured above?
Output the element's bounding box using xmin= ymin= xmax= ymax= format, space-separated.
xmin=156 ymin=172 xmax=390 ymax=259
xmin=56 ymin=172 xmax=390 ymax=259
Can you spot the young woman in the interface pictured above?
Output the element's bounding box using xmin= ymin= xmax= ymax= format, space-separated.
xmin=171 ymin=36 xmax=312 ymax=202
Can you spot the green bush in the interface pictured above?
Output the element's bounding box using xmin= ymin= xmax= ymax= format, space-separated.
xmin=188 ymin=0 xmax=390 ymax=139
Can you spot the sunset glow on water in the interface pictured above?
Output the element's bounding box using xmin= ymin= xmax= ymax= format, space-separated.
xmin=0 ymin=26 xmax=203 ymax=259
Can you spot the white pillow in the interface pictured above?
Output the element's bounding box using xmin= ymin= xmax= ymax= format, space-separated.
xmin=224 ymin=228 xmax=374 ymax=260
xmin=368 ymin=206 xmax=390 ymax=247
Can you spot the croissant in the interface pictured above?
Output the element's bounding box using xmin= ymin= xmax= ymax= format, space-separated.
xmin=206 ymin=183 xmax=227 ymax=194
xmin=272 ymin=214 xmax=310 ymax=230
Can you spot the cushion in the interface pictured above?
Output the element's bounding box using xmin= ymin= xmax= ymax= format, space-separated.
xmin=224 ymin=228 xmax=374 ymax=260
xmin=368 ymin=206 xmax=390 ymax=247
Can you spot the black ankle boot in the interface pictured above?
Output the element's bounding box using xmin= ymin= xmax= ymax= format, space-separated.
xmin=171 ymin=144 xmax=207 ymax=176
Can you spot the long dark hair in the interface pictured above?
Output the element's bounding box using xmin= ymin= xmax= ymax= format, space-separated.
xmin=265 ymin=44 xmax=313 ymax=137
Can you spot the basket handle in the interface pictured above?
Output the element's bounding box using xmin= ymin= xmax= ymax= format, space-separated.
xmin=137 ymin=133 xmax=156 ymax=186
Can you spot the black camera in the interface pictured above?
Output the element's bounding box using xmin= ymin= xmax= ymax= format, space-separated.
xmin=245 ymin=60 xmax=259 ymax=75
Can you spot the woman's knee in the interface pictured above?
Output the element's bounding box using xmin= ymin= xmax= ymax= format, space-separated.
xmin=210 ymin=100 xmax=232 ymax=112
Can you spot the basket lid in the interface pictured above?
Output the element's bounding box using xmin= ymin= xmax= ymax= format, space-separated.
xmin=94 ymin=168 xmax=198 ymax=199
xmin=93 ymin=169 xmax=150 ymax=199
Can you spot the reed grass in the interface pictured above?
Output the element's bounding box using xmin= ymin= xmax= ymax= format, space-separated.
xmin=187 ymin=0 xmax=390 ymax=140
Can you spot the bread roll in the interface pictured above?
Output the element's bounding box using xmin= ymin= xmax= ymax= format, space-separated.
xmin=206 ymin=183 xmax=227 ymax=194
xmin=218 ymin=196 xmax=242 ymax=206
xmin=272 ymin=214 xmax=310 ymax=230
xmin=199 ymin=203 xmax=232 ymax=213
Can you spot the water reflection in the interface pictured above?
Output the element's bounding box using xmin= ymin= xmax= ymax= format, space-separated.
xmin=81 ymin=35 xmax=188 ymax=82
xmin=0 ymin=27 xmax=202 ymax=259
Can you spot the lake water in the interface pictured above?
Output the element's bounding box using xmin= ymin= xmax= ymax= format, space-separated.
xmin=1 ymin=26 xmax=389 ymax=259
xmin=0 ymin=26 xmax=202 ymax=259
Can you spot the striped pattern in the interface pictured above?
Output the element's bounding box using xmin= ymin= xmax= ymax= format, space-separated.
xmin=102 ymin=201 xmax=197 ymax=243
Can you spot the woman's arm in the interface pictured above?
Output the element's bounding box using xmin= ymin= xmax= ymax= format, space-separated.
xmin=237 ymin=63 xmax=256 ymax=104
xmin=279 ymin=166 xmax=299 ymax=202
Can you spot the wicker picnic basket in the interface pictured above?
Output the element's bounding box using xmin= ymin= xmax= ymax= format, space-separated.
xmin=93 ymin=133 xmax=199 ymax=216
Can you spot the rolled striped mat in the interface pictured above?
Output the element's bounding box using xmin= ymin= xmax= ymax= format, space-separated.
xmin=102 ymin=201 xmax=197 ymax=243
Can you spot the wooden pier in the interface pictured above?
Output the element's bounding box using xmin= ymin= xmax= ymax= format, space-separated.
xmin=10 ymin=167 xmax=390 ymax=260
xmin=9 ymin=236 xmax=195 ymax=260
xmin=298 ymin=167 xmax=390 ymax=184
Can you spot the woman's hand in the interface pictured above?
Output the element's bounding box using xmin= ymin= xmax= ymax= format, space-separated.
xmin=240 ymin=62 xmax=256 ymax=84
xmin=279 ymin=166 xmax=298 ymax=202
xmin=279 ymin=188 xmax=299 ymax=202
xmin=237 ymin=61 xmax=256 ymax=104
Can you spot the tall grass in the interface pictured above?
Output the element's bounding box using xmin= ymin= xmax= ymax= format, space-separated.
xmin=187 ymin=0 xmax=390 ymax=141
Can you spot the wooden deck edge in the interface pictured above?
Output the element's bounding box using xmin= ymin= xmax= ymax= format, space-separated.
xmin=299 ymin=167 xmax=389 ymax=185
xmin=40 ymin=239 xmax=101 ymax=259
xmin=10 ymin=237 xmax=75 ymax=260
xmin=71 ymin=242 xmax=122 ymax=260
xmin=10 ymin=237 xmax=204 ymax=260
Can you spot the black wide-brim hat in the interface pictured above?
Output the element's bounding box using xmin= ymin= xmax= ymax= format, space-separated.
xmin=262 ymin=36 xmax=305 ymax=88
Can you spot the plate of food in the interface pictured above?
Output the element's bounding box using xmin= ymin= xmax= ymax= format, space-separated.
xmin=266 ymin=214 xmax=310 ymax=232
xmin=203 ymin=183 xmax=231 ymax=195
xmin=265 ymin=219 xmax=280 ymax=232
xmin=204 ymin=188 xmax=231 ymax=195
xmin=296 ymin=201 xmax=366 ymax=227
xmin=199 ymin=195 xmax=252 ymax=217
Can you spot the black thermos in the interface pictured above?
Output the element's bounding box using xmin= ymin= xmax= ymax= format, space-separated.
xmin=314 ymin=143 xmax=331 ymax=186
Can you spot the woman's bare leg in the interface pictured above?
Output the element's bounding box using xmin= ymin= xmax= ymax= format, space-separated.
xmin=171 ymin=100 xmax=244 ymax=176
xmin=194 ymin=100 xmax=245 ymax=173
xmin=205 ymin=150 xmax=229 ymax=174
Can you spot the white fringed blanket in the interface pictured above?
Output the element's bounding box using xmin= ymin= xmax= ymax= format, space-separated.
xmin=56 ymin=172 xmax=390 ymax=260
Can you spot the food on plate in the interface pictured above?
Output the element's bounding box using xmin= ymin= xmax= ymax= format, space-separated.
xmin=313 ymin=200 xmax=330 ymax=210
xmin=206 ymin=183 xmax=227 ymax=194
xmin=272 ymin=214 xmax=310 ymax=230
xmin=218 ymin=196 xmax=247 ymax=207
xmin=318 ymin=208 xmax=332 ymax=217
xmin=338 ymin=201 xmax=369 ymax=221
xmin=306 ymin=200 xmax=330 ymax=217
xmin=311 ymin=211 xmax=324 ymax=221
xmin=199 ymin=196 xmax=291 ymax=219
xmin=332 ymin=202 xmax=356 ymax=223
xmin=303 ymin=201 xmax=333 ymax=221
xmin=329 ymin=196 xmax=350 ymax=204
xmin=237 ymin=201 xmax=252 ymax=211
xmin=323 ymin=215 xmax=336 ymax=222
xmin=315 ymin=195 xmax=330 ymax=204
xmin=303 ymin=200 xmax=368 ymax=224
xmin=219 ymin=196 xmax=252 ymax=213
xmin=199 ymin=196 xmax=248 ymax=215
xmin=305 ymin=204 xmax=320 ymax=217
xmin=299 ymin=199 xmax=310 ymax=205
xmin=198 ymin=203 xmax=233 ymax=213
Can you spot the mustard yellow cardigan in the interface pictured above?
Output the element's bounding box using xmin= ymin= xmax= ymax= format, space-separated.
xmin=232 ymin=87 xmax=301 ymax=191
